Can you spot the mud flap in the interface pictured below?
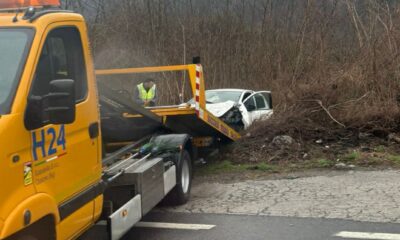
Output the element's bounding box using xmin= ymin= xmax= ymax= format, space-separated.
xmin=108 ymin=195 xmax=142 ymax=240
xmin=164 ymin=165 xmax=176 ymax=195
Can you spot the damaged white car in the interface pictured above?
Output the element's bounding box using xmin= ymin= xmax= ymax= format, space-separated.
xmin=190 ymin=89 xmax=273 ymax=130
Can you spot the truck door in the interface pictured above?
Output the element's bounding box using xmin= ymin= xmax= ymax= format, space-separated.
xmin=28 ymin=24 xmax=100 ymax=234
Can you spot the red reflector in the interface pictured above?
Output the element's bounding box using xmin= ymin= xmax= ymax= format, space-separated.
xmin=0 ymin=0 xmax=60 ymax=9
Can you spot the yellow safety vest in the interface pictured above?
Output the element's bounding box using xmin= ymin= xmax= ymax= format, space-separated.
xmin=137 ymin=83 xmax=156 ymax=101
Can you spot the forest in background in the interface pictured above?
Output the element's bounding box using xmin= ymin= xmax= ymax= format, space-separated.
xmin=62 ymin=0 xmax=400 ymax=145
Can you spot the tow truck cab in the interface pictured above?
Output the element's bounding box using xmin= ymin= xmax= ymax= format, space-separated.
xmin=0 ymin=4 xmax=103 ymax=240
xmin=0 ymin=3 xmax=198 ymax=239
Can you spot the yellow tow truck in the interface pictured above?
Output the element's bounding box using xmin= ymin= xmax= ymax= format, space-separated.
xmin=0 ymin=1 xmax=240 ymax=239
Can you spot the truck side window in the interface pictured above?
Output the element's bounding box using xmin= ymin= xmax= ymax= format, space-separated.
xmin=31 ymin=27 xmax=87 ymax=102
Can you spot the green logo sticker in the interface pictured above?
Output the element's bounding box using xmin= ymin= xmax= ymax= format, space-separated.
xmin=24 ymin=162 xmax=33 ymax=186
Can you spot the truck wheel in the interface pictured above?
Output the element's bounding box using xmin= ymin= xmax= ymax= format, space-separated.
xmin=165 ymin=150 xmax=192 ymax=205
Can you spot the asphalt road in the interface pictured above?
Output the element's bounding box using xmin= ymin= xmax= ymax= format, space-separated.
xmin=81 ymin=170 xmax=400 ymax=240
xmin=166 ymin=170 xmax=400 ymax=223
xmin=82 ymin=212 xmax=400 ymax=240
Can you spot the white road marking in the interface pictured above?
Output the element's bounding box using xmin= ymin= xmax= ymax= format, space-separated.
xmin=96 ymin=220 xmax=215 ymax=231
xmin=135 ymin=221 xmax=216 ymax=230
xmin=335 ymin=231 xmax=400 ymax=240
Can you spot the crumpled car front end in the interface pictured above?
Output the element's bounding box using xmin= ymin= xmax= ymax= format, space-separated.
xmin=206 ymin=101 xmax=245 ymax=131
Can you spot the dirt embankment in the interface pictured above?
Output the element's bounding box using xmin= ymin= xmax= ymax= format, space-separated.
xmin=220 ymin=109 xmax=400 ymax=170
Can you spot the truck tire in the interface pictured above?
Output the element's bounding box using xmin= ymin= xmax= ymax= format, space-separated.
xmin=165 ymin=150 xmax=192 ymax=205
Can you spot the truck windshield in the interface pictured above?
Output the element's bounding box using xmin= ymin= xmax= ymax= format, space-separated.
xmin=0 ymin=28 xmax=33 ymax=114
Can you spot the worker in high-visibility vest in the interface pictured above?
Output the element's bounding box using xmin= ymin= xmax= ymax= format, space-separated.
xmin=133 ymin=78 xmax=157 ymax=107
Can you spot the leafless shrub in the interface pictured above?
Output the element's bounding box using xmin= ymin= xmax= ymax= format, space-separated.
xmin=63 ymin=0 xmax=400 ymax=136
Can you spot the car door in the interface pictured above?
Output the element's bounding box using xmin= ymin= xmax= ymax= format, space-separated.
xmin=241 ymin=91 xmax=273 ymax=127
xmin=241 ymin=95 xmax=257 ymax=128
xmin=240 ymin=91 xmax=253 ymax=104
xmin=28 ymin=24 xmax=100 ymax=235
xmin=253 ymin=91 xmax=273 ymax=121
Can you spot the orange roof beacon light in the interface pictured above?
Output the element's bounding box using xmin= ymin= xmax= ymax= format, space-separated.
xmin=0 ymin=0 xmax=60 ymax=9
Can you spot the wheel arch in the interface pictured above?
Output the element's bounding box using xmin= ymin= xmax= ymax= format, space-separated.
xmin=182 ymin=136 xmax=195 ymax=163
xmin=150 ymin=134 xmax=196 ymax=162
xmin=1 ymin=193 xmax=59 ymax=239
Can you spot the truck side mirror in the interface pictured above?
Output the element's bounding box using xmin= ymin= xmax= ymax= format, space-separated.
xmin=25 ymin=95 xmax=45 ymax=130
xmin=46 ymin=79 xmax=76 ymax=125
xmin=24 ymin=79 xmax=76 ymax=130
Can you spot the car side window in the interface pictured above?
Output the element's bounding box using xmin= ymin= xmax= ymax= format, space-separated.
xmin=262 ymin=92 xmax=273 ymax=109
xmin=244 ymin=96 xmax=256 ymax=111
xmin=242 ymin=92 xmax=252 ymax=102
xmin=31 ymin=27 xmax=87 ymax=102
xmin=255 ymin=94 xmax=268 ymax=109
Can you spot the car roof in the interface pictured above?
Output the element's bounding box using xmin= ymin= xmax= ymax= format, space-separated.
xmin=206 ymin=88 xmax=272 ymax=94
xmin=206 ymin=88 xmax=252 ymax=92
